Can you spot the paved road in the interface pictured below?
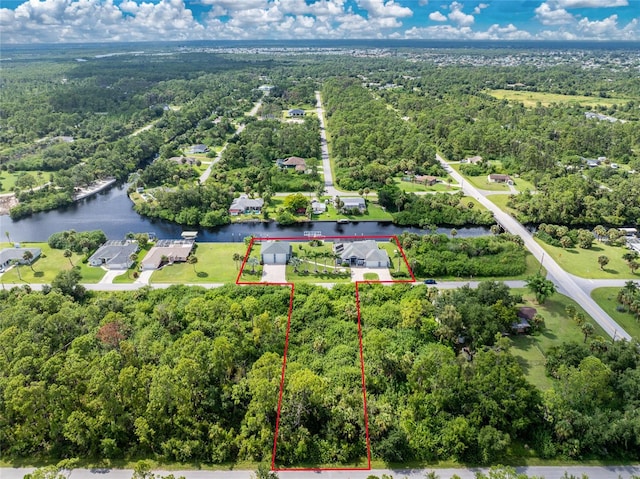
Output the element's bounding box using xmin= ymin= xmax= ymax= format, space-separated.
xmin=3 ymin=465 xmax=639 ymax=479
xmin=315 ymin=91 xmax=346 ymax=197
xmin=437 ymin=154 xmax=631 ymax=341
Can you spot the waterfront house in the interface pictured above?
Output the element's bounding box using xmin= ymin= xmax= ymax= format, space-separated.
xmin=88 ymin=240 xmax=138 ymax=270
xmin=340 ymin=197 xmax=366 ymax=213
xmin=141 ymin=239 xmax=195 ymax=270
xmin=261 ymin=241 xmax=292 ymax=265
xmin=229 ymin=195 xmax=264 ymax=216
xmin=334 ymin=240 xmax=389 ymax=268
xmin=0 ymin=247 xmax=41 ymax=270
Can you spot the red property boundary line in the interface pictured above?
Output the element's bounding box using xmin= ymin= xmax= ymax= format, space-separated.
xmin=235 ymin=235 xmax=415 ymax=472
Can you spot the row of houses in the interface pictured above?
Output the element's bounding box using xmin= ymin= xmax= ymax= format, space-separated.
xmin=260 ymin=240 xmax=390 ymax=268
xmin=88 ymin=239 xmax=194 ymax=270
xmin=229 ymin=195 xmax=367 ymax=216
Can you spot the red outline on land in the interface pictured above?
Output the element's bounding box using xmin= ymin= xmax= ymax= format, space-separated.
xmin=236 ymin=235 xmax=415 ymax=472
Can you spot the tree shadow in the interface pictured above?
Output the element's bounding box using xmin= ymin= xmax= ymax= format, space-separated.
xmin=34 ymin=271 xmax=44 ymax=278
xmin=541 ymin=329 xmax=557 ymax=340
xmin=603 ymin=268 xmax=619 ymax=274
xmin=196 ymin=271 xmax=208 ymax=278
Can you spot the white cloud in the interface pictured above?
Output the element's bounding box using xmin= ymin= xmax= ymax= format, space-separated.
xmin=447 ymin=1 xmax=474 ymax=26
xmin=555 ymin=0 xmax=628 ymax=7
xmin=576 ymin=13 xmax=639 ymax=38
xmin=356 ymin=0 xmax=413 ymax=18
xmin=405 ymin=22 xmax=532 ymax=39
xmin=535 ymin=2 xmax=575 ymax=25
xmin=428 ymin=10 xmax=447 ymax=21
xmin=473 ymin=2 xmax=488 ymax=14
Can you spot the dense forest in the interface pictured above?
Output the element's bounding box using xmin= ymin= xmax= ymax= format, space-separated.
xmin=2 ymin=47 xmax=639 ymax=227
xmin=1 ymin=281 xmax=639 ymax=466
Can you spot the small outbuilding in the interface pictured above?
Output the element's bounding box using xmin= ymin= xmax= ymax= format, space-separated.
xmin=261 ymin=241 xmax=292 ymax=265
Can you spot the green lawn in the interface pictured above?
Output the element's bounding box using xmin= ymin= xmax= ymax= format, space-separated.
xmin=363 ymin=272 xmax=379 ymax=280
xmin=488 ymin=194 xmax=520 ymax=215
xmin=379 ymin=242 xmax=411 ymax=276
xmin=591 ymin=287 xmax=640 ymax=341
xmin=0 ymin=170 xmax=48 ymax=193
xmin=394 ymin=177 xmax=459 ymax=193
xmin=112 ymin=247 xmax=152 ymax=284
xmin=315 ymin=202 xmax=392 ymax=222
xmin=487 ymin=89 xmax=634 ymax=108
xmin=535 ymin=238 xmax=640 ymax=279
xmin=151 ymin=243 xmax=250 ymax=283
xmin=509 ymin=289 xmax=607 ymax=391
xmin=0 ymin=242 xmax=105 ymax=284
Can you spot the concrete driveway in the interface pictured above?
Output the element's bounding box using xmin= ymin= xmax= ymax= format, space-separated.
xmin=261 ymin=264 xmax=287 ymax=283
xmin=98 ymin=268 xmax=124 ymax=284
xmin=351 ymin=266 xmax=392 ymax=282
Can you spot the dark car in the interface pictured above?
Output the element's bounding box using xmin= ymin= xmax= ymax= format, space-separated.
xmin=424 ymin=279 xmax=437 ymax=284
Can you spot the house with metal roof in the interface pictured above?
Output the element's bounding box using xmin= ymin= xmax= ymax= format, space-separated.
xmin=340 ymin=197 xmax=366 ymax=213
xmin=334 ymin=240 xmax=389 ymax=268
xmin=88 ymin=240 xmax=138 ymax=270
xmin=288 ymin=109 xmax=305 ymax=117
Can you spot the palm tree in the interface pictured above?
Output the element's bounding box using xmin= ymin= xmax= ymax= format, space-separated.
xmin=22 ymin=250 xmax=35 ymax=273
xmin=581 ymin=322 xmax=595 ymax=343
xmin=63 ymin=249 xmax=74 ymax=268
xmin=289 ymin=257 xmax=302 ymax=273
xmin=5 ymin=231 xmax=11 ymax=245
xmin=309 ymin=251 xmax=319 ymax=273
xmin=187 ymin=255 xmax=198 ymax=273
xmin=247 ymin=257 xmax=260 ymax=274
xmin=232 ymin=252 xmax=243 ymax=270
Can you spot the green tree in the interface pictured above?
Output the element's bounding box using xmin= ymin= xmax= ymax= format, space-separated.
xmin=525 ymin=273 xmax=556 ymax=304
xmin=22 ymin=250 xmax=35 ymax=273
xmin=63 ymin=249 xmax=74 ymax=267
xmin=283 ymin=193 xmax=310 ymax=213
xmin=597 ymin=255 xmax=609 ymax=270
xmin=187 ymin=255 xmax=198 ymax=273
xmin=233 ymin=252 xmax=243 ymax=270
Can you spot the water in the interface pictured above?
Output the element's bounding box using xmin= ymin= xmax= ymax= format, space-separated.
xmin=0 ymin=184 xmax=490 ymax=242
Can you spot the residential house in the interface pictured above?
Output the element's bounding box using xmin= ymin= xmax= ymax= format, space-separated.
xmin=488 ymin=174 xmax=513 ymax=185
xmin=334 ymin=240 xmax=390 ymax=268
xmin=88 ymin=240 xmax=138 ymax=270
xmin=229 ymin=195 xmax=264 ymax=216
xmin=340 ymin=197 xmax=366 ymax=213
xmin=168 ymin=156 xmax=197 ymax=165
xmin=464 ymin=155 xmax=483 ymax=164
xmin=288 ymin=109 xmax=305 ymax=117
xmin=0 ymin=247 xmax=41 ymax=270
xmin=414 ymin=175 xmax=438 ymax=186
xmin=512 ymin=307 xmax=536 ymax=334
xmin=187 ymin=144 xmax=209 ymax=154
xmin=261 ymin=241 xmax=292 ymax=265
xmin=141 ymin=240 xmax=195 ymax=270
xmin=311 ymin=199 xmax=327 ymax=214
xmin=276 ymin=156 xmax=307 ymax=172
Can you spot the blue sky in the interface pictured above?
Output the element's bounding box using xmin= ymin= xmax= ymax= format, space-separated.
xmin=1 ymin=0 xmax=639 ymax=44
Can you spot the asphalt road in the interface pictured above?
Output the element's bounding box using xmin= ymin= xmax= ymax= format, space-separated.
xmin=315 ymin=90 xmax=346 ymax=197
xmin=3 ymin=465 xmax=640 ymax=479
xmin=437 ymin=155 xmax=631 ymax=341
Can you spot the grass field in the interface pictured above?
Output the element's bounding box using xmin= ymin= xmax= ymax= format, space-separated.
xmin=151 ymin=243 xmax=249 ymax=283
xmin=487 ymin=89 xmax=634 ymax=108
xmin=394 ymin=177 xmax=459 ymax=193
xmin=317 ymin=202 xmax=392 ymax=221
xmin=509 ymin=289 xmax=607 ymax=391
xmin=0 ymin=170 xmax=48 ymax=193
xmin=535 ymin=238 xmax=640 ymax=279
xmin=434 ymin=250 xmax=544 ymax=282
xmin=591 ymin=287 xmax=640 ymax=341
xmin=0 ymin=242 xmax=105 ymax=284
xmin=379 ymin=241 xmax=411 ymax=276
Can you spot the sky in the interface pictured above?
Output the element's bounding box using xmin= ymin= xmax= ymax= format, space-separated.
xmin=1 ymin=0 xmax=639 ymax=44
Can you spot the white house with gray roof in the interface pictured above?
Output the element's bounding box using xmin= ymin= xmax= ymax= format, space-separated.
xmin=0 ymin=247 xmax=41 ymax=270
xmin=261 ymin=241 xmax=292 ymax=265
xmin=339 ymin=197 xmax=366 ymax=213
xmin=88 ymin=240 xmax=138 ymax=270
xmin=334 ymin=240 xmax=389 ymax=268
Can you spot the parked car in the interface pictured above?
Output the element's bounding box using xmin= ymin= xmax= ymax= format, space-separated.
xmin=424 ymin=279 xmax=437 ymax=284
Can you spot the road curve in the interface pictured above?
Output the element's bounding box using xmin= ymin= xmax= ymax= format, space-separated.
xmin=437 ymin=154 xmax=631 ymax=341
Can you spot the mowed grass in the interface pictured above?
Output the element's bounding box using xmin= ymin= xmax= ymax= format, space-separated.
xmin=591 ymin=287 xmax=640 ymax=341
xmin=151 ymin=243 xmax=249 ymax=283
xmin=394 ymin=177 xmax=460 ymax=193
xmin=317 ymin=202 xmax=392 ymax=221
xmin=535 ymin=238 xmax=640 ymax=279
xmin=488 ymin=193 xmax=520 ymax=216
xmin=487 ymin=89 xmax=634 ymax=108
xmin=379 ymin=241 xmax=411 ymax=276
xmin=0 ymin=242 xmax=105 ymax=284
xmin=0 ymin=170 xmax=48 ymax=193
xmin=509 ymin=289 xmax=607 ymax=391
